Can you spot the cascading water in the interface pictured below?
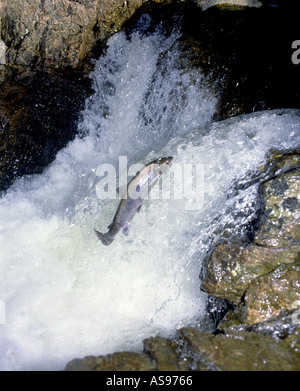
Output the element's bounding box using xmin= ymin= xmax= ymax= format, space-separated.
xmin=0 ymin=16 xmax=299 ymax=371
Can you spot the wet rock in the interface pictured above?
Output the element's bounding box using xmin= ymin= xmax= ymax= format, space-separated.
xmin=201 ymin=243 xmax=299 ymax=305
xmin=65 ymin=324 xmax=300 ymax=371
xmin=201 ymin=151 xmax=300 ymax=321
xmin=248 ymin=313 xmax=300 ymax=342
xmin=65 ymin=336 xmax=191 ymax=371
xmin=245 ymin=261 xmax=300 ymax=324
xmin=259 ymin=149 xmax=300 ymax=181
xmin=143 ymin=336 xmax=190 ymax=371
xmin=1 ymin=0 xmax=121 ymax=73
xmin=218 ymin=307 xmax=300 ymax=349
xmin=180 ymin=327 xmax=300 ymax=371
xmin=197 ymin=0 xmax=262 ymax=11
xmin=176 ymin=4 xmax=300 ymax=120
xmin=286 ymin=328 xmax=300 ymax=353
xmin=206 ymin=295 xmax=233 ymax=327
xmin=65 ymin=351 xmax=155 ymax=371
xmin=255 ymin=170 xmax=300 ymax=248
xmin=0 ymin=70 xmax=93 ymax=191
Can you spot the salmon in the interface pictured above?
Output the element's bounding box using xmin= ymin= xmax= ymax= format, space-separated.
xmin=95 ymin=157 xmax=173 ymax=245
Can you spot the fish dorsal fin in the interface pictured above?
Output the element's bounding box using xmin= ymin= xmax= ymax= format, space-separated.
xmin=122 ymin=225 xmax=130 ymax=236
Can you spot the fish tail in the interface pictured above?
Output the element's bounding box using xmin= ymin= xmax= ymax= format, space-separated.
xmin=94 ymin=229 xmax=114 ymax=246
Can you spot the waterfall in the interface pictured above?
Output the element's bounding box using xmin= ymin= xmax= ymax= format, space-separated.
xmin=0 ymin=16 xmax=299 ymax=370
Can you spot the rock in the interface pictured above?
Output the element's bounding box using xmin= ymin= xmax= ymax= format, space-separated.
xmin=65 ymin=325 xmax=300 ymax=371
xmin=197 ymin=0 xmax=262 ymax=11
xmin=1 ymin=0 xmax=120 ymax=73
xmin=0 ymin=0 xmax=185 ymax=74
xmin=65 ymin=351 xmax=155 ymax=371
xmin=65 ymin=336 xmax=191 ymax=371
xmin=143 ymin=336 xmax=189 ymax=371
xmin=248 ymin=313 xmax=300 ymax=342
xmin=201 ymin=150 xmax=300 ymax=323
xmin=200 ymin=244 xmax=298 ymax=305
xmin=245 ymin=261 xmax=300 ymax=324
xmin=0 ymin=70 xmax=93 ymax=191
xmin=255 ymin=170 xmax=300 ymax=248
xmin=180 ymin=327 xmax=300 ymax=371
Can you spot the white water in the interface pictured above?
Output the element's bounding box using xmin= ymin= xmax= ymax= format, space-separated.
xmin=0 ymin=21 xmax=300 ymax=370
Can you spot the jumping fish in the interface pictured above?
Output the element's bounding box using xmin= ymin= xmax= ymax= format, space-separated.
xmin=95 ymin=157 xmax=173 ymax=245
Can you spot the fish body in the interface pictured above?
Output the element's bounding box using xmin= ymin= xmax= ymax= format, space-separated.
xmin=95 ymin=157 xmax=173 ymax=245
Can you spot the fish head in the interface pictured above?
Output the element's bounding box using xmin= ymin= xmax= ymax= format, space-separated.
xmin=153 ymin=157 xmax=173 ymax=176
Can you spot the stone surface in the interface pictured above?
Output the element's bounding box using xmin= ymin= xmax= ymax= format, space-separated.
xmin=0 ymin=0 xmax=187 ymax=74
xmin=0 ymin=0 xmax=138 ymax=73
xmin=0 ymin=70 xmax=92 ymax=191
xmin=197 ymin=0 xmax=262 ymax=11
xmin=255 ymin=170 xmax=300 ymax=248
xmin=181 ymin=327 xmax=300 ymax=371
xmin=143 ymin=336 xmax=189 ymax=371
xmin=0 ymin=0 xmax=271 ymax=74
xmin=65 ymin=325 xmax=300 ymax=371
xmin=245 ymin=261 xmax=300 ymax=324
xmin=65 ymin=351 xmax=154 ymax=371
xmin=201 ymin=151 xmax=300 ymax=323
xmin=200 ymin=244 xmax=298 ymax=305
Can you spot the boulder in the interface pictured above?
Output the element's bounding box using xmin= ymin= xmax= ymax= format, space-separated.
xmin=0 ymin=0 xmax=270 ymax=74
xmin=65 ymin=325 xmax=300 ymax=371
xmin=0 ymin=69 xmax=93 ymax=191
xmin=0 ymin=0 xmax=143 ymax=73
xmin=0 ymin=39 xmax=6 ymax=64
xmin=180 ymin=327 xmax=300 ymax=371
xmin=245 ymin=261 xmax=300 ymax=324
xmin=65 ymin=351 xmax=154 ymax=371
xmin=201 ymin=150 xmax=300 ymax=324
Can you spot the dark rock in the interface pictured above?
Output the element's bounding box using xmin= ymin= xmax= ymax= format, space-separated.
xmin=205 ymin=295 xmax=234 ymax=328
xmin=0 ymin=70 xmax=93 ymax=191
